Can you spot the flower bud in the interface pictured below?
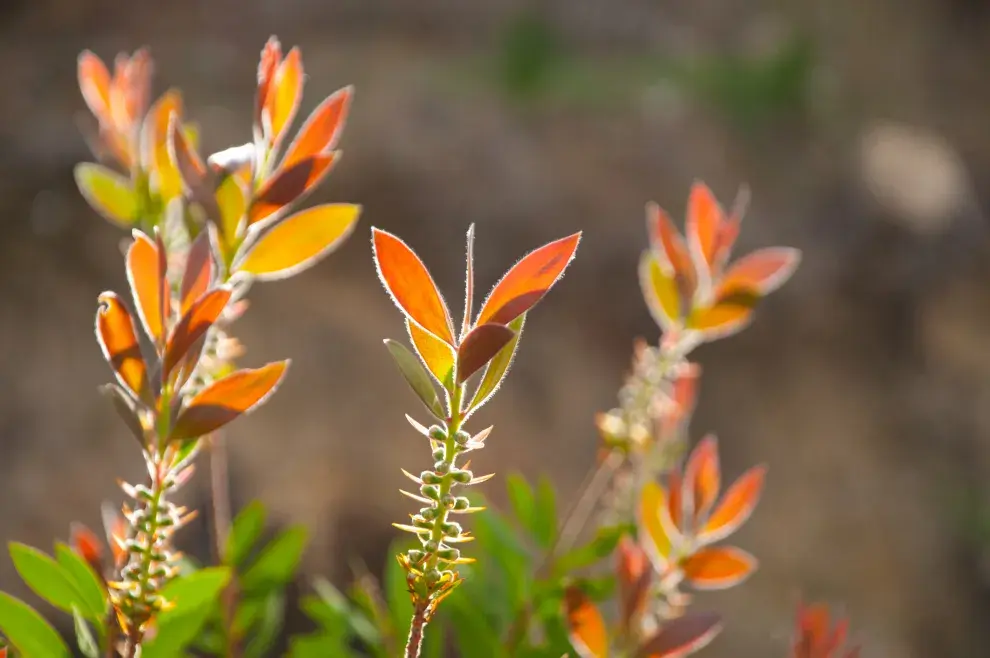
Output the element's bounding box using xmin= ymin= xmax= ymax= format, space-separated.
xmin=420 ymin=471 xmax=443 ymax=485
xmin=434 ymin=461 xmax=451 ymax=474
xmin=450 ymin=469 xmax=473 ymax=484
xmin=436 ymin=547 xmax=460 ymax=562
xmin=428 ymin=426 xmax=447 ymax=441
xmin=420 ymin=484 xmax=441 ymax=501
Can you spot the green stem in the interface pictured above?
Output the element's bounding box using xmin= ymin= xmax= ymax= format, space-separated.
xmin=422 ymin=384 xmax=464 ymax=576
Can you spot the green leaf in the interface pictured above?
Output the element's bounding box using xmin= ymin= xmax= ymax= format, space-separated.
xmin=54 ymin=543 xmax=106 ymax=622
xmin=312 ymin=577 xmax=380 ymax=647
xmin=505 ymin=473 xmax=536 ymax=534
xmin=72 ymin=607 xmax=99 ymax=658
xmin=244 ymin=592 xmax=285 ymax=658
xmin=552 ymin=524 xmax=628 ymax=576
xmin=141 ymin=567 xmax=232 ymax=658
xmin=0 ymin=591 xmax=71 ymax=658
xmin=385 ymin=542 xmax=415 ymax=650
xmin=533 ymin=475 xmax=558 ymax=549
xmin=8 ymin=542 xmax=88 ymax=616
xmin=240 ymin=526 xmax=308 ymax=594
xmin=468 ymin=314 xmax=525 ymax=412
xmin=74 ymin=163 xmax=138 ymax=227
xmin=384 ymin=339 xmax=445 ymax=419
xmin=288 ymin=632 xmax=354 ymax=657
xmin=225 ymin=501 xmax=267 ymax=568
xmin=446 ymin=591 xmax=508 ymax=658
xmin=471 ymin=503 xmax=531 ymax=617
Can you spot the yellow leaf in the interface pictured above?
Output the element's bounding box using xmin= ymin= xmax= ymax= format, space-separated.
xmin=214 ymin=175 xmax=247 ymax=245
xmin=235 ymin=204 xmax=361 ymax=281
xmin=74 ymin=163 xmax=137 ymax=227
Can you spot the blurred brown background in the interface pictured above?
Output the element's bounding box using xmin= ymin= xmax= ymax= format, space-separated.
xmin=3 ymin=0 xmax=990 ymax=655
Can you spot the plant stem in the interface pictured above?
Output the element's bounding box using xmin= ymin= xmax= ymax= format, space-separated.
xmin=404 ymin=601 xmax=430 ymax=658
xmin=422 ymin=384 xmax=464 ymax=577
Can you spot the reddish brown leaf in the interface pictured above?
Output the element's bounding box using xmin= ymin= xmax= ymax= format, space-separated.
xmin=163 ymin=287 xmax=232 ymax=378
xmin=169 ymin=361 xmax=289 ymax=442
xmin=457 ymin=322 xmax=515 ymax=384
xmin=180 ymin=231 xmax=214 ymax=316
xmin=78 ymin=50 xmax=111 ymax=126
xmin=683 ymin=435 xmax=720 ymax=523
xmin=681 ymin=546 xmax=756 ymax=590
xmin=255 ymin=37 xmax=282 ymax=133
xmin=476 ymin=232 xmax=581 ymax=326
xmin=248 ymin=153 xmax=337 ymax=226
xmin=167 ymin=113 xmax=207 ymax=196
xmin=125 ymin=230 xmax=170 ymax=345
xmin=699 ymin=464 xmax=766 ymax=545
xmin=99 ymin=383 xmax=147 ymax=445
xmin=371 ymin=228 xmax=455 ymax=344
xmin=667 ymin=467 xmax=683 ymax=531
xmin=281 ymin=86 xmax=353 ymax=171
xmin=95 ymin=292 xmax=147 ymax=400
xmin=685 ymin=181 xmax=724 ymax=273
xmin=564 ymin=587 xmax=609 ymax=658
xmin=634 ymin=610 xmax=722 ymax=658
xmin=616 ymin=536 xmax=651 ymax=633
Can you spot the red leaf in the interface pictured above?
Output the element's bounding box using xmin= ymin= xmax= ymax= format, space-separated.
xmin=635 ymin=611 xmax=722 ymax=658
xmin=457 ymin=322 xmax=515 ymax=383
xmin=718 ymin=247 xmax=801 ymax=297
xmin=476 ymin=232 xmax=581 ymax=326
xmin=248 ymin=153 xmax=337 ymax=226
xmin=78 ymin=50 xmax=111 ymax=127
xmin=683 ymin=435 xmax=720 ymax=523
xmin=95 ymin=292 xmax=147 ymax=400
xmin=125 ymin=230 xmax=170 ymax=346
xmin=681 ymin=546 xmax=756 ymax=590
xmin=685 ymin=181 xmax=724 ymax=273
xmin=371 ymin=228 xmax=454 ymax=344
xmin=169 ymin=361 xmax=289 ymax=442
xmin=698 ymin=464 xmax=766 ymax=545
xmin=281 ymin=86 xmax=353 ymax=171
xmin=163 ymin=287 xmax=232 ymax=378
xmin=70 ymin=523 xmax=105 ymax=575
xmin=564 ymin=587 xmax=609 ymax=658
xmin=180 ymin=231 xmax=214 ymax=316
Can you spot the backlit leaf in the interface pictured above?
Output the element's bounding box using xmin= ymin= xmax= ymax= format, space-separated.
xmin=266 ymin=47 xmax=303 ymax=147
xmin=215 ymin=174 xmax=247 ymax=245
xmin=125 ymin=230 xmax=170 ymax=345
xmin=686 ymin=289 xmax=759 ymax=341
xmin=236 ymin=204 xmax=361 ymax=281
xmin=255 ymin=37 xmax=282 ymax=133
xmin=240 ymin=526 xmax=308 ymax=593
xmin=639 ymin=252 xmax=683 ymax=331
xmin=170 ymin=361 xmax=289 ymax=442
xmin=225 ymin=501 xmax=267 ymax=567
xmin=95 ymin=292 xmax=147 ymax=400
xmin=475 ymin=232 xmax=581 ymax=326
xmin=74 ymin=163 xmax=137 ymax=228
xmin=683 ymin=435 xmax=720 ymax=523
xmin=142 ymin=89 xmax=184 ymax=199
xmin=54 ymin=543 xmax=106 ymax=621
xmin=78 ymin=51 xmax=111 ymax=126
xmin=384 ymin=339 xmax=445 ymax=419
xmin=407 ymin=320 xmax=455 ymax=387
xmin=69 ymin=524 xmax=105 ymax=577
xmin=281 ymin=86 xmax=352 ymax=171
xmin=667 ymin=468 xmax=683 ymax=531
xmin=647 ymin=202 xmax=696 ymax=293
xmin=616 ymin=536 xmax=650 ymax=633
xmin=9 ymin=543 xmax=91 ymax=619
xmin=718 ymin=247 xmax=801 ymax=297
xmin=681 ymin=546 xmax=756 ymax=590
xmin=467 ymin=314 xmax=524 ymax=413
xmin=634 ymin=610 xmax=721 ymax=658
xmin=564 ymin=587 xmax=608 ymax=658
xmin=0 ymin=591 xmax=71 ymax=658
xmin=72 ymin=606 xmax=99 ymax=658
xmin=163 ymin=286 xmax=232 ymax=377
xmin=249 ymin=153 xmax=337 ymax=226
xmin=372 ymin=228 xmax=454 ymax=344
xmin=167 ymin=113 xmax=207 ymax=195
xmin=698 ymin=465 xmax=766 ymax=545
xmin=637 ymin=481 xmax=675 ymax=572
xmin=685 ymin=181 xmax=723 ymax=272
xmin=461 ymin=223 xmax=476 ymax=339
xmin=180 ymin=231 xmax=214 ymax=316
xmin=142 ymin=567 xmax=231 ymax=658
xmin=457 ymin=323 xmax=515 ymax=384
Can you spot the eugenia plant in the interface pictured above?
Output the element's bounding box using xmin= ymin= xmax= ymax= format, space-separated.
xmin=0 ymin=34 xmax=866 ymax=658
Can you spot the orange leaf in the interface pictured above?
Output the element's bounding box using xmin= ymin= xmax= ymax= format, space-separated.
xmin=163 ymin=287 xmax=232 ymax=378
xmin=125 ymin=230 xmax=170 ymax=345
xmin=180 ymin=232 xmax=214 ymax=316
xmin=281 ymin=86 xmax=353 ymax=171
xmin=102 ymin=503 xmax=129 ymax=569
xmin=70 ymin=523 xmax=105 ymax=575
xmin=457 ymin=322 xmax=515 ymax=383
xmin=681 ymin=546 xmax=756 ymax=590
xmin=78 ymin=51 xmax=111 ymax=127
xmin=699 ymin=464 xmax=766 ymax=545
xmin=235 ymin=203 xmax=361 ymax=281
xmin=95 ymin=292 xmax=147 ymax=401
xmin=248 ymin=153 xmax=337 ymax=226
xmin=711 ymin=186 xmax=748 ymax=271
xmin=686 ymin=289 xmax=758 ymax=341
xmin=169 ymin=361 xmax=289 ymax=442
xmin=265 ymin=47 xmax=303 ymax=147
xmin=475 ymin=232 xmax=581 ymax=326
xmin=372 ymin=228 xmax=454 ymax=344
xmin=168 ymin=114 xmax=207 ymax=196
xmin=647 ymin=202 xmax=696 ymax=293
xmin=564 ymin=587 xmax=609 ymax=658
xmin=255 ymin=37 xmax=282 ymax=132
xmin=683 ymin=435 xmax=720 ymax=523
xmin=685 ymin=181 xmax=724 ymax=273
xmin=635 ymin=611 xmax=722 ymax=658
xmin=142 ymin=89 xmax=184 ymax=199
xmin=616 ymin=536 xmax=651 ymax=632
xmin=407 ymin=320 xmax=455 ymax=387
xmin=639 ymin=252 xmax=682 ymax=331
xmin=667 ymin=467 xmax=683 ymax=531
xmin=637 ymin=480 xmax=675 ymax=571
xmin=718 ymin=247 xmax=801 ymax=297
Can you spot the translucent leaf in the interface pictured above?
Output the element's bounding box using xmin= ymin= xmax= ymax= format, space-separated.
xmin=78 ymin=51 xmax=111 ymax=126
xmin=142 ymin=567 xmax=232 ymax=658
xmin=686 ymin=289 xmax=759 ymax=341
xmin=698 ymin=465 xmax=766 ymax=545
xmin=637 ymin=481 xmax=674 ymax=573
xmin=236 ymin=204 xmax=361 ymax=281
xmin=467 ymin=314 xmax=525 ymax=413
xmin=125 ymin=230 xmax=170 ymax=345
xmin=0 ymin=591 xmax=71 ymax=658
xmin=98 ymin=383 xmax=145 ymax=445
xmin=249 ymin=153 xmax=337 ymax=226
xmin=95 ymin=292 xmax=147 ymax=401
xmin=646 ymin=201 xmax=696 ymax=296
xmin=169 ymin=361 xmax=290 ymax=443
xmin=639 ymin=252 xmax=682 ymax=331
xmin=167 ymin=113 xmax=207 ymax=196
xmin=240 ymin=526 xmax=308 ymax=593
xmin=266 ymin=47 xmax=303 ymax=147
xmin=162 ymin=286 xmax=232 ymax=377
xmin=683 ymin=435 xmax=720 ymax=523
xmin=634 ymin=610 xmax=721 ymax=658
xmin=407 ymin=320 xmax=455 ymax=387
xmin=215 ymin=174 xmax=247 ymax=245
xmin=564 ymin=587 xmax=609 ymax=658
xmin=372 ymin=228 xmax=454 ymax=344
xmin=142 ymin=89 xmax=184 ymax=199
xmin=384 ymin=339 xmax=445 ymax=418
xmin=718 ymin=247 xmax=801 ymax=297
xmin=74 ymin=163 xmax=137 ymax=228
xmin=685 ymin=181 xmax=724 ymax=272
xmin=225 ymin=501 xmax=267 ymax=568
xmin=54 ymin=543 xmax=106 ymax=622
xmin=281 ymin=86 xmax=353 ymax=171
xmin=72 ymin=606 xmax=99 ymax=658
xmin=475 ymin=233 xmax=581 ymax=326
xmin=457 ymin=323 xmax=515 ymax=384
xmin=180 ymin=231 xmax=214 ymax=316
xmin=681 ymin=546 xmax=756 ymax=590
xmin=9 ymin=542 xmax=89 ymax=616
